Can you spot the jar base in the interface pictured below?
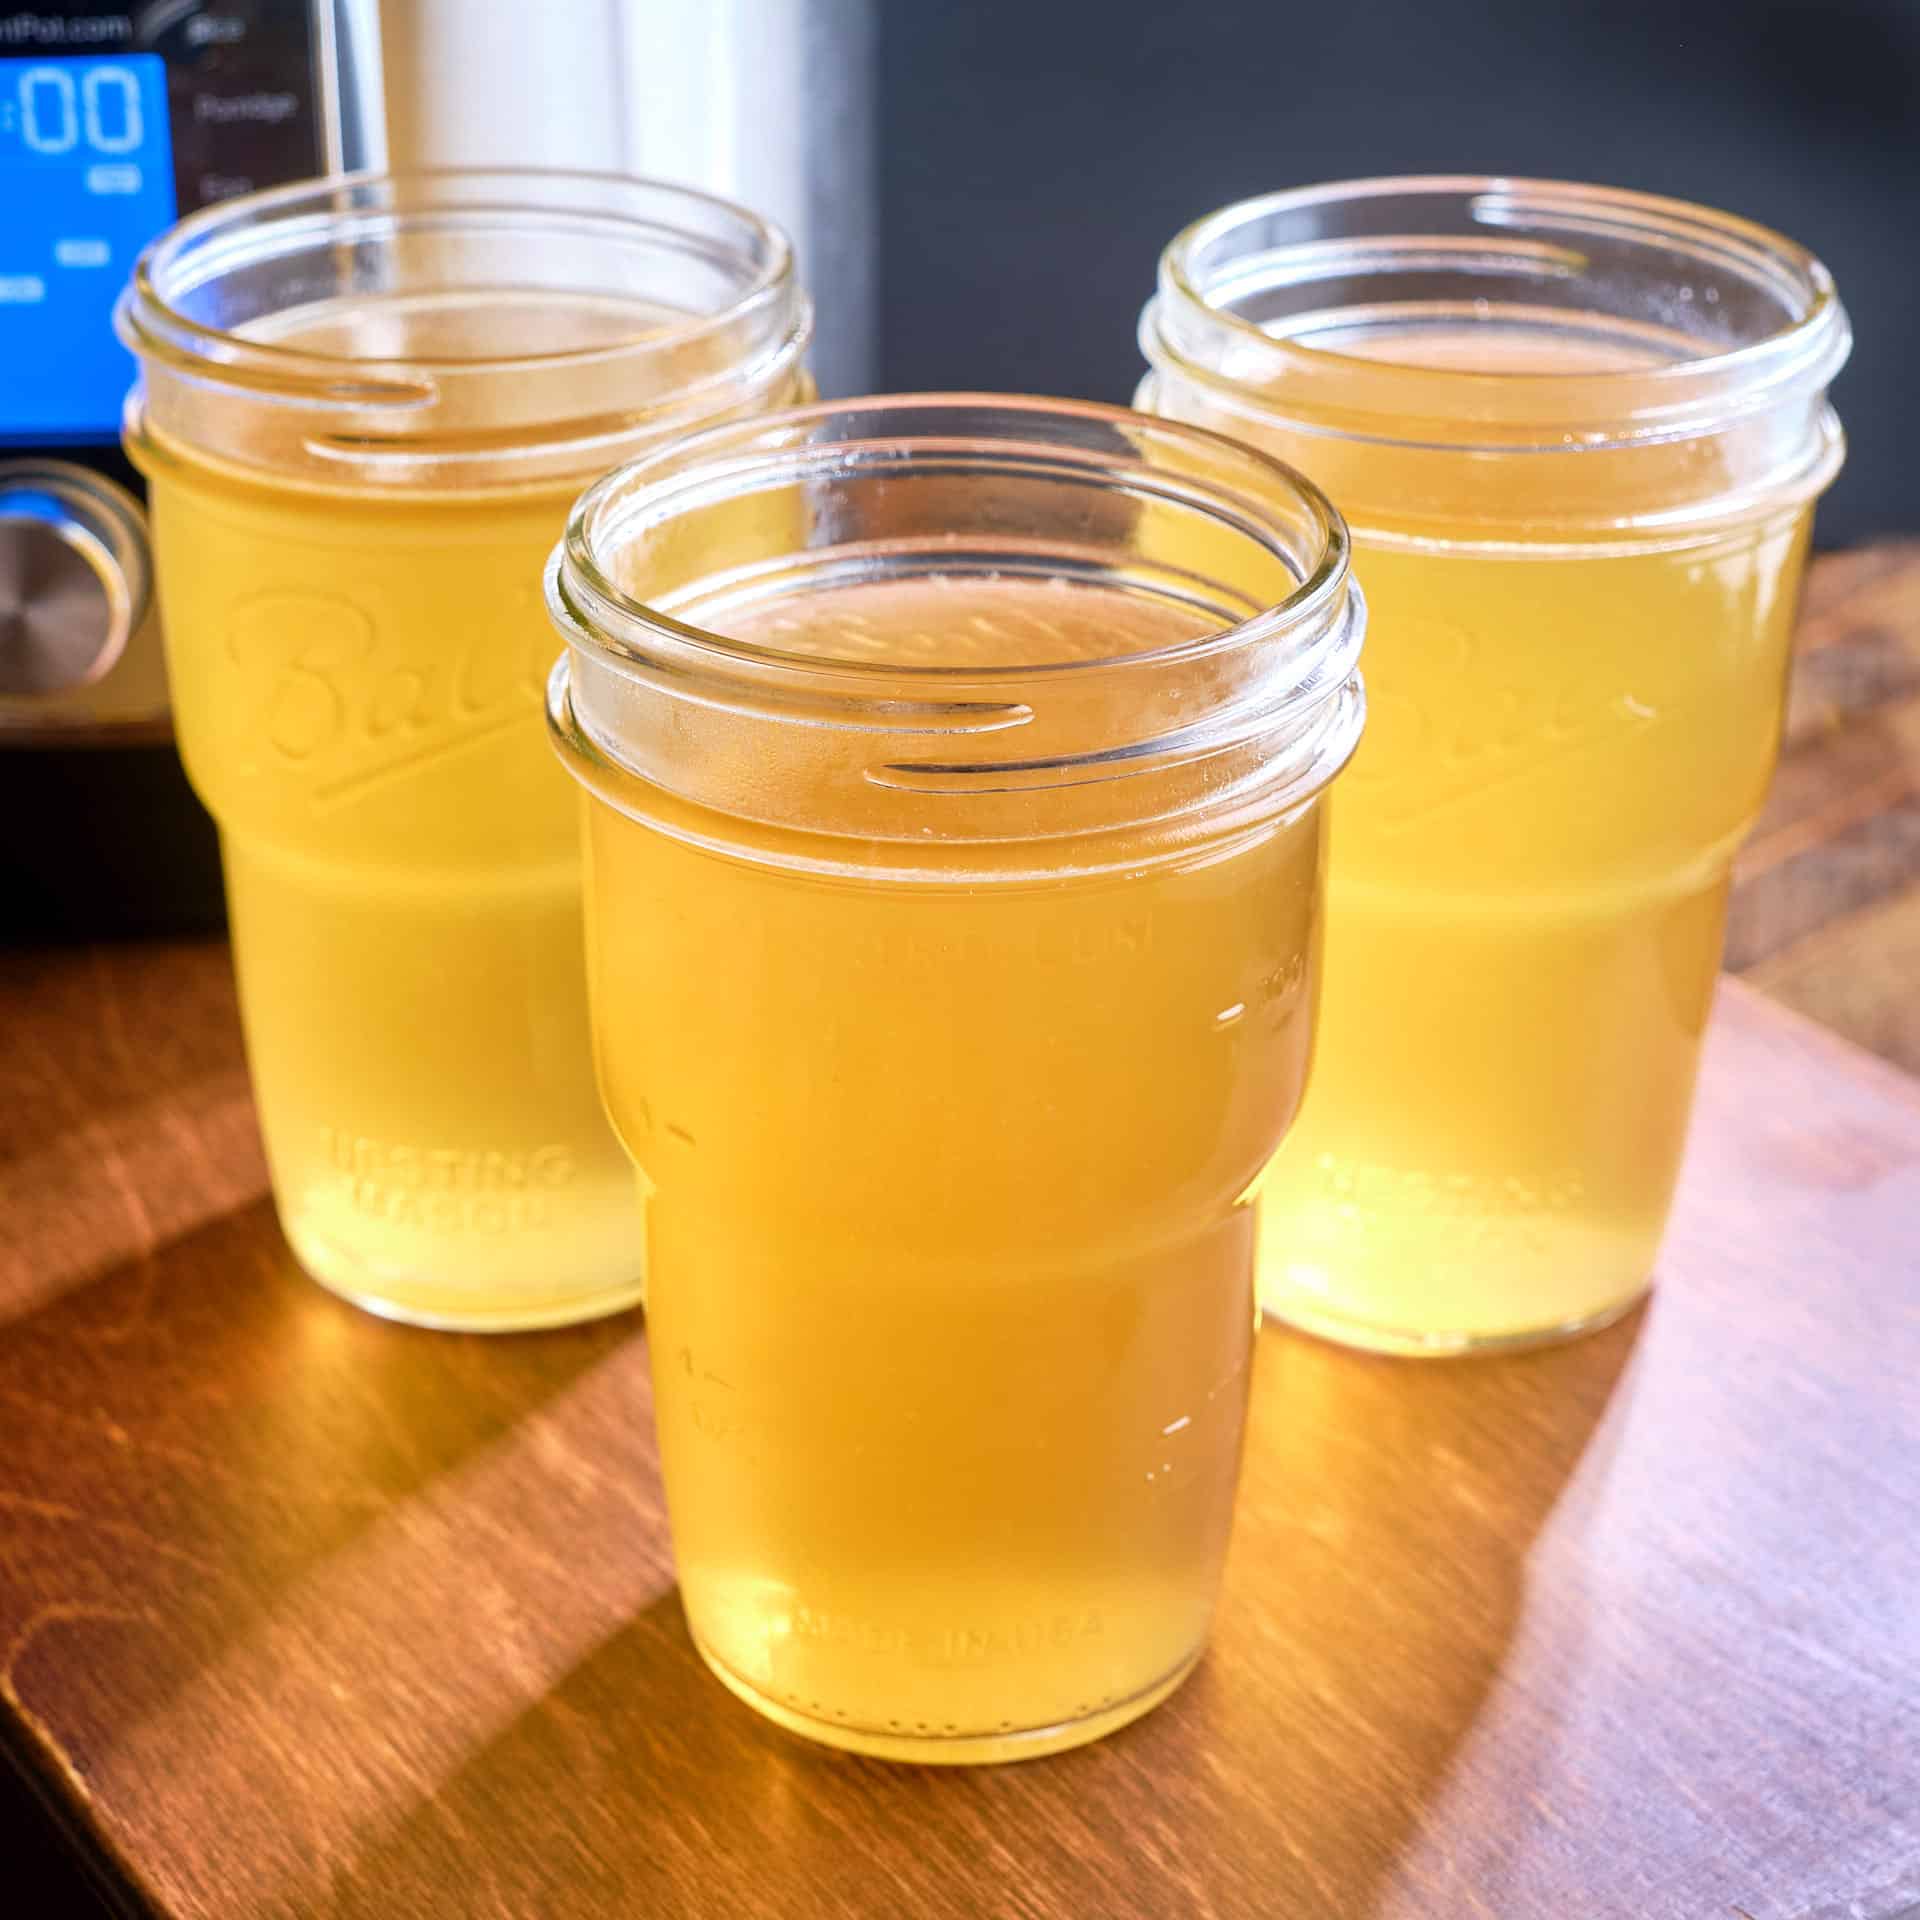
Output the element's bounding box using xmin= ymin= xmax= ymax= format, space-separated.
xmin=283 ymin=1216 xmax=645 ymax=1333
xmin=688 ymin=1628 xmax=1203 ymax=1765
xmin=1261 ymin=1279 xmax=1651 ymax=1358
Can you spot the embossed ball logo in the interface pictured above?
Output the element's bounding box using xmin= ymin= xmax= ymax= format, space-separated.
xmin=225 ymin=581 xmax=550 ymax=805
xmin=1342 ymin=617 xmax=1663 ymax=833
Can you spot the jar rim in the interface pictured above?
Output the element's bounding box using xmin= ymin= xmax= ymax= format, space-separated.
xmin=121 ymin=166 xmax=799 ymax=405
xmin=1147 ymin=174 xmax=1851 ymax=449
xmin=554 ymin=391 xmax=1354 ymax=687
xmin=547 ymin=393 xmax=1367 ymax=874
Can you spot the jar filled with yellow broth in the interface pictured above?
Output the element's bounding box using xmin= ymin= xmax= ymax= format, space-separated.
xmin=545 ymin=397 xmax=1365 ymax=1760
xmin=1140 ymin=177 xmax=1849 ymax=1353
xmin=118 ymin=172 xmax=812 ymax=1329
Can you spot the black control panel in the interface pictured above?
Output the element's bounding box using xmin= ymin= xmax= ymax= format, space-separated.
xmin=0 ymin=1 xmax=336 ymax=212
xmin=1 ymin=3 xmax=339 ymax=453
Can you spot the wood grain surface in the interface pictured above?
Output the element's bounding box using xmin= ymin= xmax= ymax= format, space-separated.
xmin=1730 ymin=541 xmax=1920 ymax=1073
xmin=1 ymin=549 xmax=1918 ymax=1920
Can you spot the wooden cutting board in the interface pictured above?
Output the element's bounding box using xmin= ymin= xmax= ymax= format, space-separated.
xmin=1729 ymin=540 xmax=1920 ymax=1073
xmin=6 ymin=538 xmax=1920 ymax=1920
xmin=0 ymin=927 xmax=1916 ymax=1920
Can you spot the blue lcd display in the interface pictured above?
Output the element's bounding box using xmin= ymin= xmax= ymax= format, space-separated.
xmin=0 ymin=53 xmax=175 ymax=444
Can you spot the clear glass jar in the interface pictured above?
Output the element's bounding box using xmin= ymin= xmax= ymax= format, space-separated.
xmin=546 ymin=395 xmax=1365 ymax=1760
xmin=119 ymin=171 xmax=812 ymax=1329
xmin=1140 ymin=176 xmax=1850 ymax=1352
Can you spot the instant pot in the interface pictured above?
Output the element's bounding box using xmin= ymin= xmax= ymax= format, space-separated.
xmin=0 ymin=0 xmax=381 ymax=936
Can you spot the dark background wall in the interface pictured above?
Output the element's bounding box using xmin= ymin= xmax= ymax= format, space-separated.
xmin=877 ymin=0 xmax=1917 ymax=545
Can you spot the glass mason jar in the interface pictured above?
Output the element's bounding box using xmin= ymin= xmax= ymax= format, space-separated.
xmin=545 ymin=396 xmax=1365 ymax=1761
xmin=119 ymin=171 xmax=812 ymax=1330
xmin=1139 ymin=176 xmax=1850 ymax=1353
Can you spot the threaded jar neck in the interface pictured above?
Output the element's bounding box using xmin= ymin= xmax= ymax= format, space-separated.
xmin=547 ymin=394 xmax=1366 ymax=880
xmin=119 ymin=168 xmax=812 ymax=495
